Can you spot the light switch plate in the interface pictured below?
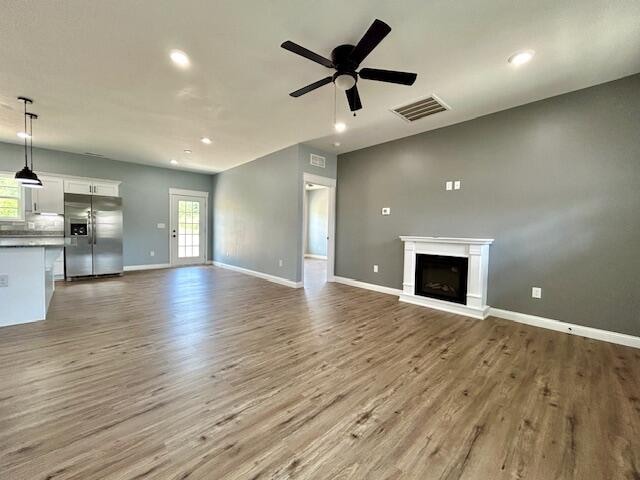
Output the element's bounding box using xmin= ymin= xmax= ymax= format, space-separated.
xmin=150 ymin=251 xmax=155 ymax=257
xmin=381 ymin=207 xmax=391 ymax=215
xmin=157 ymin=223 xmax=166 ymax=229
xmin=278 ymin=259 xmax=283 ymax=267
xmin=532 ymin=287 xmax=542 ymax=299
xmin=0 ymin=274 xmax=8 ymax=288
xmin=454 ymin=180 xmax=461 ymax=190
xmin=446 ymin=181 xmax=453 ymax=191
xmin=373 ymin=264 xmax=379 ymax=273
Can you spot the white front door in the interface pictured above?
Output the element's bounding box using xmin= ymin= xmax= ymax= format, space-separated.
xmin=170 ymin=194 xmax=207 ymax=266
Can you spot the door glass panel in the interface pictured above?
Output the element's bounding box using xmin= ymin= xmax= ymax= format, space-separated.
xmin=177 ymin=200 xmax=200 ymax=258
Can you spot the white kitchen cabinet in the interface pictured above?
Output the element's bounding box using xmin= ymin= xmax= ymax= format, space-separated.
xmin=64 ymin=178 xmax=120 ymax=197
xmin=64 ymin=178 xmax=93 ymax=195
xmin=92 ymin=181 xmax=119 ymax=197
xmin=32 ymin=175 xmax=64 ymax=214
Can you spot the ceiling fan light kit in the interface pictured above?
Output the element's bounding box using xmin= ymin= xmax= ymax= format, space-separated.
xmin=281 ymin=19 xmax=417 ymax=114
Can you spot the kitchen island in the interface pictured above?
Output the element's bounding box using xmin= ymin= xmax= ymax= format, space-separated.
xmin=0 ymin=238 xmax=69 ymax=327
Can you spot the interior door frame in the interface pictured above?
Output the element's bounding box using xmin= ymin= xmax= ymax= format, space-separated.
xmin=169 ymin=188 xmax=209 ymax=266
xmin=301 ymin=173 xmax=336 ymax=286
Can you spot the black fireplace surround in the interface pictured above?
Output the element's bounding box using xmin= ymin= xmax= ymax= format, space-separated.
xmin=414 ymin=254 xmax=468 ymax=304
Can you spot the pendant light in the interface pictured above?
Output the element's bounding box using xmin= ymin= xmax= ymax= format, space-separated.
xmin=26 ymin=112 xmax=42 ymax=189
xmin=14 ymin=96 xmax=41 ymax=187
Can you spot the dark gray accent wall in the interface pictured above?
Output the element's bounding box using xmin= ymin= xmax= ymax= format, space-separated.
xmin=0 ymin=142 xmax=213 ymax=266
xmin=336 ymin=74 xmax=640 ymax=336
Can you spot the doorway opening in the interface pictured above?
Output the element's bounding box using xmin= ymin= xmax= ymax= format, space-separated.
xmin=301 ymin=173 xmax=336 ymax=289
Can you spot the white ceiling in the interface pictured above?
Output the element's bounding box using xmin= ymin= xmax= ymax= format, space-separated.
xmin=1 ymin=0 xmax=639 ymax=173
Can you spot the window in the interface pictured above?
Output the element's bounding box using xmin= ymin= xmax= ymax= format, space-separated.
xmin=178 ymin=200 xmax=200 ymax=258
xmin=0 ymin=175 xmax=24 ymax=222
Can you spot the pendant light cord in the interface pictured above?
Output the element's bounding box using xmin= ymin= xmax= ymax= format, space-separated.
xmin=23 ymin=99 xmax=28 ymax=168
xmin=333 ymin=84 xmax=337 ymax=127
xmin=29 ymin=114 xmax=33 ymax=170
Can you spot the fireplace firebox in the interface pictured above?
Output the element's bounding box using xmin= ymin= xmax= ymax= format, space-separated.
xmin=414 ymin=254 xmax=468 ymax=304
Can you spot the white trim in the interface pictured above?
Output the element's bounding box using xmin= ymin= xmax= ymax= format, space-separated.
xmin=124 ymin=263 xmax=171 ymax=271
xmin=304 ymin=254 xmax=327 ymax=260
xmin=168 ymin=188 xmax=209 ymax=198
xmin=489 ymin=308 xmax=640 ymax=349
xmin=301 ymin=173 xmax=336 ymax=287
xmin=399 ymin=293 xmax=489 ymax=320
xmin=399 ymin=236 xmax=494 ymax=245
xmin=213 ymin=261 xmax=303 ymax=288
xmin=303 ymin=173 xmax=336 ymax=188
xmin=169 ymin=190 xmax=209 ymax=266
xmin=333 ymin=276 xmax=403 ymax=296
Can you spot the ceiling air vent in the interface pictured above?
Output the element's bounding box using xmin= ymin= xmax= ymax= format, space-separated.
xmin=391 ymin=95 xmax=449 ymax=122
xmin=310 ymin=153 xmax=326 ymax=168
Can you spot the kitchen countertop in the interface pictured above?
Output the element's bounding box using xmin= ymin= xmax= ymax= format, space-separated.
xmin=0 ymin=237 xmax=71 ymax=248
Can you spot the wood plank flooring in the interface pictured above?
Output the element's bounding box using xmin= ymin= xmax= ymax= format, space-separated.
xmin=0 ymin=265 xmax=638 ymax=479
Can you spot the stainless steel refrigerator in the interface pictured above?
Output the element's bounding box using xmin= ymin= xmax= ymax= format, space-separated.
xmin=64 ymin=193 xmax=123 ymax=278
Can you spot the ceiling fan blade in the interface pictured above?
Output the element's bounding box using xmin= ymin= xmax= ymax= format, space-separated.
xmin=359 ymin=68 xmax=417 ymax=85
xmin=281 ymin=41 xmax=334 ymax=68
xmin=289 ymin=77 xmax=333 ymax=97
xmin=345 ymin=85 xmax=362 ymax=112
xmin=349 ymin=19 xmax=392 ymax=66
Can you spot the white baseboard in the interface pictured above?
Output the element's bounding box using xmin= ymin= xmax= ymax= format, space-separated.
xmin=304 ymin=254 xmax=328 ymax=260
xmin=489 ymin=308 xmax=640 ymax=349
xmin=124 ymin=263 xmax=171 ymax=272
xmin=332 ymin=276 xmax=639 ymax=349
xmin=333 ymin=276 xmax=403 ymax=296
xmin=213 ymin=261 xmax=302 ymax=289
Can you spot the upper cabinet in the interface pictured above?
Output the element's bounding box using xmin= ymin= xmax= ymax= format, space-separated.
xmin=63 ymin=178 xmax=93 ymax=195
xmin=32 ymin=175 xmax=64 ymax=214
xmin=63 ymin=178 xmax=120 ymax=197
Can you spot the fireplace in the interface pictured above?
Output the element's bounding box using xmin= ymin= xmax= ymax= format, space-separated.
xmin=399 ymin=236 xmax=493 ymax=319
xmin=415 ymin=254 xmax=468 ymax=304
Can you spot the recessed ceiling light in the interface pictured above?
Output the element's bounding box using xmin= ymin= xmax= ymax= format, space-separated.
xmin=508 ymin=50 xmax=535 ymax=66
xmin=201 ymin=137 xmax=212 ymax=145
xmin=334 ymin=122 xmax=346 ymax=133
xmin=170 ymin=159 xmax=178 ymax=165
xmin=333 ymin=142 xmax=341 ymax=147
xmin=170 ymin=49 xmax=190 ymax=68
xmin=183 ymin=149 xmax=192 ymax=154
xmin=17 ymin=131 xmax=31 ymax=139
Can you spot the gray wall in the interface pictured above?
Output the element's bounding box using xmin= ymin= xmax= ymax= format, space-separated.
xmin=213 ymin=143 xmax=336 ymax=283
xmin=336 ymin=74 xmax=640 ymax=337
xmin=0 ymin=142 xmax=213 ymax=266
xmin=212 ymin=145 xmax=300 ymax=281
xmin=306 ymin=188 xmax=328 ymax=257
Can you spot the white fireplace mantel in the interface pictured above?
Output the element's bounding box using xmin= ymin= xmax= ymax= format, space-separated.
xmin=399 ymin=236 xmax=494 ymax=319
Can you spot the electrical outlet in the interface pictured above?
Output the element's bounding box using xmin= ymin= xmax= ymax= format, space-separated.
xmin=0 ymin=274 xmax=8 ymax=288
xmin=373 ymin=265 xmax=378 ymax=273
xmin=278 ymin=259 xmax=283 ymax=267
xmin=381 ymin=207 xmax=391 ymax=215
xmin=445 ymin=181 xmax=453 ymax=191
xmin=454 ymin=180 xmax=461 ymax=190
xmin=150 ymin=251 xmax=155 ymax=257
xmin=27 ymin=222 xmax=35 ymax=230
xmin=532 ymin=287 xmax=542 ymax=299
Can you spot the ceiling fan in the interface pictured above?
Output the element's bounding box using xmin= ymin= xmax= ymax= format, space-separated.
xmin=281 ymin=19 xmax=417 ymax=113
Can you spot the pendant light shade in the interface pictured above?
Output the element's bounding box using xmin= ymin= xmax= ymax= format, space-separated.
xmin=14 ymin=96 xmax=43 ymax=188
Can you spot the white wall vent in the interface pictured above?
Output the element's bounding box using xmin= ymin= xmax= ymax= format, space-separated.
xmin=310 ymin=153 xmax=326 ymax=168
xmin=391 ymin=95 xmax=449 ymax=122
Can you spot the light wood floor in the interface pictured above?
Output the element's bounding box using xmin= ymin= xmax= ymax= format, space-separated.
xmin=0 ymin=266 xmax=638 ymax=480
